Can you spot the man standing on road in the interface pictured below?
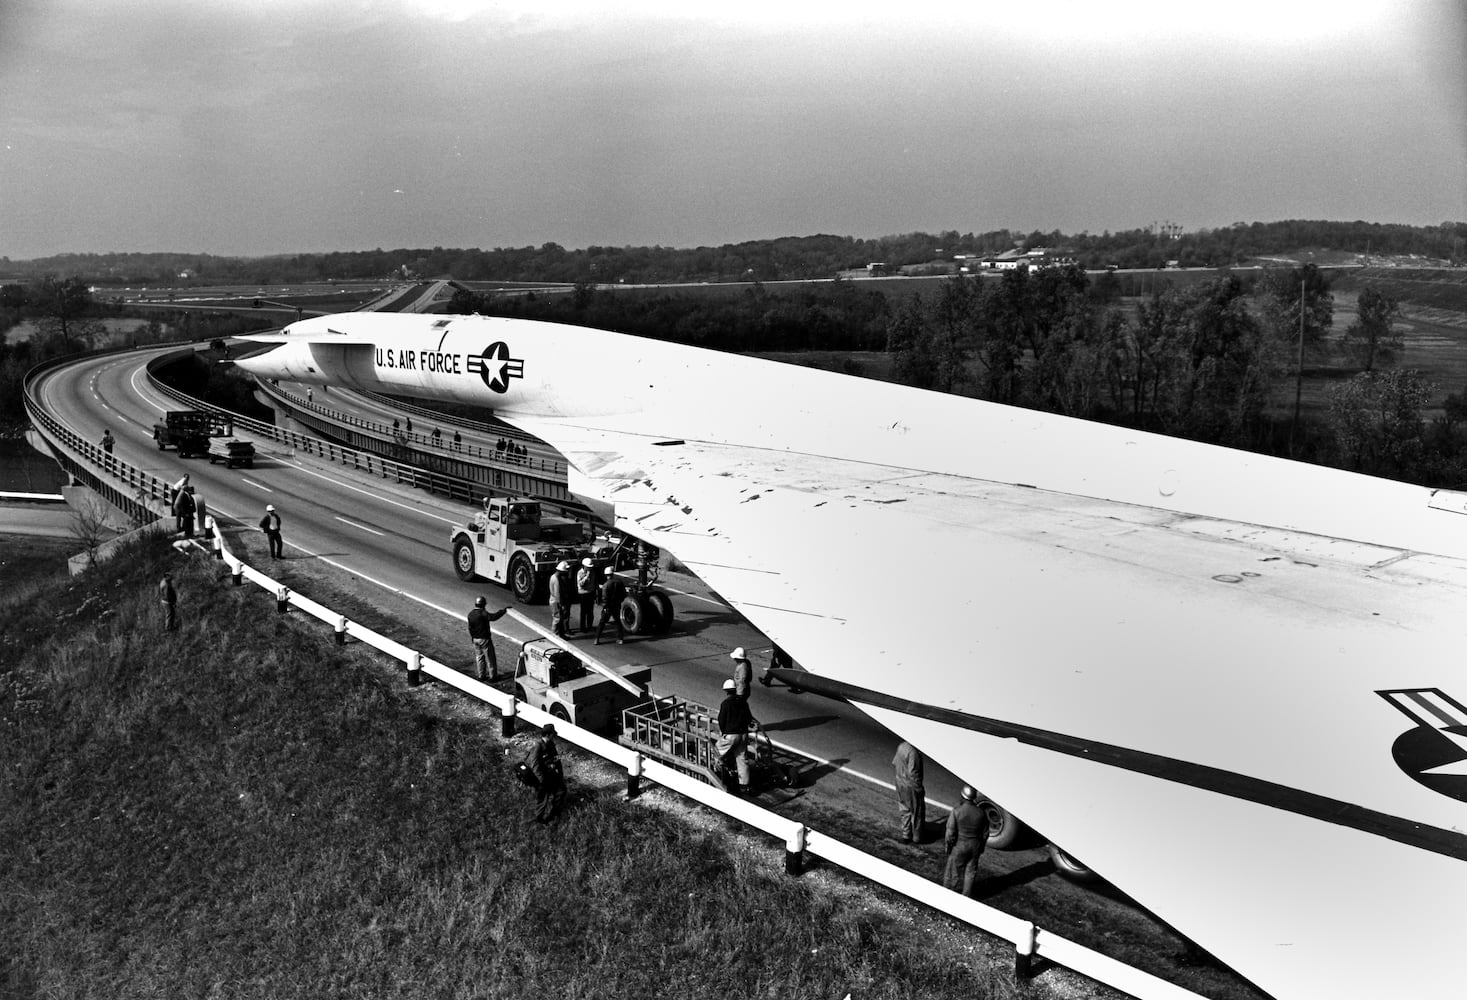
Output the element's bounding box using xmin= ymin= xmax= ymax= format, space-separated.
xmin=730 ymin=647 xmax=753 ymax=698
xmin=944 ymin=786 xmax=990 ymax=898
xmin=716 ymin=679 xmax=753 ymax=795
xmin=259 ymin=504 xmax=283 ymax=559
xmin=892 ymin=740 xmax=926 ymax=843
xmin=576 ymin=557 xmax=597 ymax=633
xmin=528 ymin=723 xmax=567 ymax=824
xmin=594 ymin=567 xmax=627 ymax=645
xmin=549 ymin=560 xmax=572 ymax=637
xmin=159 ymin=572 xmax=178 ymax=631
xmin=467 ymin=595 xmax=507 ymax=682
xmin=760 ymin=643 xmax=797 ymax=689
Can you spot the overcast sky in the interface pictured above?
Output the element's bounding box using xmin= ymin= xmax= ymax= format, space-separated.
xmin=1 ymin=1 xmax=1463 ymax=259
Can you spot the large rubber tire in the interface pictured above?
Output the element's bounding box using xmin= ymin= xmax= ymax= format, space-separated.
xmin=514 ymin=684 xmax=527 ymax=704
xmin=452 ymin=537 xmax=477 ymax=582
xmin=619 ymin=594 xmax=649 ymax=635
xmin=1048 ymin=843 xmax=1100 ymax=883
xmin=509 ymin=556 xmax=538 ymax=603
xmin=550 ymin=704 xmax=571 ymax=723
xmin=646 ymin=590 xmax=674 ymax=635
xmin=975 ymin=797 xmax=1034 ymax=851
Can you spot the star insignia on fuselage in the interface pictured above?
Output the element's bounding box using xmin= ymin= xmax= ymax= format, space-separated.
xmin=466 ymin=342 xmax=524 ymax=393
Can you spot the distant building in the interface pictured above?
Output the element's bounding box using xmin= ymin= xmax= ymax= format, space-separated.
xmin=866 ymin=262 xmax=889 ymax=276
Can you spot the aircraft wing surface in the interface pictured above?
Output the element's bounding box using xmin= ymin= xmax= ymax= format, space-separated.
xmin=501 ymin=397 xmax=1467 ymax=1000
xmin=239 ymin=315 xmax=1467 ymax=999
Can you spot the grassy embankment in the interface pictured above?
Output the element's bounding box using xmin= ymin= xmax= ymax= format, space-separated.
xmin=2 ymin=533 xmax=1025 ymax=1000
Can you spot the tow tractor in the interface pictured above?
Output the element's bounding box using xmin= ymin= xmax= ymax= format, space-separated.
xmin=513 ymin=637 xmax=651 ymax=733
xmin=450 ymin=496 xmax=678 ymax=635
xmin=450 ymin=496 xmax=605 ymax=602
xmin=618 ymin=696 xmax=799 ymax=794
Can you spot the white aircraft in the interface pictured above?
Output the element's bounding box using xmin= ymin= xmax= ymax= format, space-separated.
xmin=238 ymin=312 xmax=1467 ymax=1000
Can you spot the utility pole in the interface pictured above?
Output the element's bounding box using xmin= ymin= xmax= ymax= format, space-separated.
xmin=1290 ymin=277 xmax=1305 ymax=457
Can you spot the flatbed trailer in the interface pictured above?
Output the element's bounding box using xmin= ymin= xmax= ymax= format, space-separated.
xmin=619 ymin=695 xmax=797 ymax=792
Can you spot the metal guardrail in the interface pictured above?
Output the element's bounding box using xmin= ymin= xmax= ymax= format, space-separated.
xmin=266 ymin=382 xmax=564 ymax=474
xmin=30 ymin=343 xmax=1213 ymax=1000
xmin=203 ymin=519 xmax=1209 ymax=1000
xmin=23 ymin=347 xmax=179 ymax=527
xmin=139 ymin=351 xmax=586 ymax=515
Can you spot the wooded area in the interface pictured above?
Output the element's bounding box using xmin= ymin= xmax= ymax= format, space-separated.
xmin=450 ymin=266 xmax=1467 ymax=489
xmin=4 ymin=220 xmax=1463 ymax=287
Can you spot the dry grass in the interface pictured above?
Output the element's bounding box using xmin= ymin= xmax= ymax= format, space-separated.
xmin=1 ymin=535 xmax=1056 ymax=1000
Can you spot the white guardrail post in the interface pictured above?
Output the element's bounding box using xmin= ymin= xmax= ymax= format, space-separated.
xmin=198 ymin=519 xmax=1209 ymax=1000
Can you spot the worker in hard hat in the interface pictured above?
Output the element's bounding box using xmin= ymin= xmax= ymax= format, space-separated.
xmin=716 ymin=678 xmax=753 ymax=795
xmin=549 ymin=560 xmax=573 ymax=638
xmin=730 ymin=647 xmax=753 ymax=698
xmin=943 ymin=786 xmax=990 ymax=898
xmin=467 ymin=595 xmax=508 ymax=682
xmin=576 ymin=557 xmax=597 ymax=633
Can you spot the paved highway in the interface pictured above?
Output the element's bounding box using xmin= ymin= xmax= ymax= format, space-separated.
xmin=35 ymin=345 xmax=969 ymax=818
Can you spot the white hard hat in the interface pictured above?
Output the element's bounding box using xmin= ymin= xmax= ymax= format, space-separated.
xmin=582 ymin=557 xmax=594 ymax=567
xmin=730 ymin=647 xmax=746 ymax=660
xmin=722 ymin=679 xmax=736 ymax=691
xmin=266 ymin=504 xmax=275 ymax=512
xmin=961 ymin=785 xmax=977 ymax=801
xmin=556 ymin=560 xmax=570 ymax=571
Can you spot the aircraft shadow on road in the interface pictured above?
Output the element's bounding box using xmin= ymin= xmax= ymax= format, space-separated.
xmin=789 ymin=755 xmax=848 ymax=787
xmin=975 ymin=859 xmax=1054 ymax=896
xmin=757 ymin=713 xmax=840 ymax=733
xmin=666 ymin=607 xmax=745 ymax=637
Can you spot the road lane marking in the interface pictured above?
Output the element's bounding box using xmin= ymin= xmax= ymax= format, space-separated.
xmin=335 ymin=515 xmax=384 ymax=536
xmin=129 ymin=365 xmax=170 ymax=415
xmin=205 ymin=506 xmax=899 ymax=795
xmin=277 ymin=458 xmax=462 ymax=525
xmin=241 ymin=478 xmax=272 ymax=492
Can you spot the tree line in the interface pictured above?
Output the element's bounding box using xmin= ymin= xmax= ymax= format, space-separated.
xmin=0 ymin=278 xmax=272 ymax=425
xmin=449 ymin=267 xmax=1467 ymax=489
xmin=5 ymin=220 xmax=1463 ymax=288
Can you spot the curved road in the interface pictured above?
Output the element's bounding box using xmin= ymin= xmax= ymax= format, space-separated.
xmin=36 ymin=345 xmax=967 ymax=814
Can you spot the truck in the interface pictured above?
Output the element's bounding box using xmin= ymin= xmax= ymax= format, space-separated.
xmin=153 ymin=410 xmax=254 ymax=467
xmin=152 ymin=410 xmax=213 ymax=457
xmin=512 ymin=637 xmax=651 ymax=732
xmin=450 ymin=496 xmax=606 ymax=602
xmin=449 ymin=495 xmax=678 ymax=634
xmin=206 ymin=428 xmax=255 ymax=468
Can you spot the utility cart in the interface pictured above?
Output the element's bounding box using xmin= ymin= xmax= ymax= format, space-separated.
xmin=512 ymin=637 xmax=651 ymax=733
xmin=618 ymin=696 xmax=798 ymax=793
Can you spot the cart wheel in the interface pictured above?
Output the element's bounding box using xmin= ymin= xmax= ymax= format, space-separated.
xmin=781 ymin=764 xmax=799 ymax=789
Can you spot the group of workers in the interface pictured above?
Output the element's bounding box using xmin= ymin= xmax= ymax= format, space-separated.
xmin=547 ymin=557 xmax=627 ymax=644
xmin=894 ymin=739 xmax=991 ymax=897
xmin=469 ymin=570 xmax=987 ymax=891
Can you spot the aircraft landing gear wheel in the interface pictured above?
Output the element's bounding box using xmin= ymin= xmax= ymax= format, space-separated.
xmin=1048 ymin=843 xmax=1099 ymax=883
xmin=619 ymin=594 xmax=651 ymax=635
xmin=646 ymin=590 xmax=674 ymax=635
xmin=452 ymin=538 xmax=477 ymax=582
xmin=976 ymin=797 xmax=1034 ymax=851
